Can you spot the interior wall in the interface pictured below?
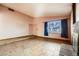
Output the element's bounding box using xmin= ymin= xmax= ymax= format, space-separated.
xmin=71 ymin=12 xmax=73 ymax=42
xmin=0 ymin=6 xmax=33 ymax=39
xmin=76 ymin=4 xmax=79 ymax=22
xmin=33 ymin=16 xmax=71 ymax=39
xmin=0 ymin=5 xmax=72 ymax=40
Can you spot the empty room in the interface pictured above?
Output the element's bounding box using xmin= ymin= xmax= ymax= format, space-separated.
xmin=0 ymin=3 xmax=77 ymax=56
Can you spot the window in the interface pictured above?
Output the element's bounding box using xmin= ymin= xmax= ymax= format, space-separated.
xmin=47 ymin=20 xmax=61 ymax=34
xmin=44 ymin=19 xmax=68 ymax=38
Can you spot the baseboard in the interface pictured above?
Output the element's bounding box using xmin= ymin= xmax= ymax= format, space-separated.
xmin=0 ymin=35 xmax=33 ymax=40
xmin=0 ymin=35 xmax=71 ymax=45
xmin=0 ymin=35 xmax=34 ymax=45
xmin=29 ymin=35 xmax=71 ymax=45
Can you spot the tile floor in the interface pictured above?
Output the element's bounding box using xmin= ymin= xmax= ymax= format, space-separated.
xmin=0 ymin=36 xmax=75 ymax=56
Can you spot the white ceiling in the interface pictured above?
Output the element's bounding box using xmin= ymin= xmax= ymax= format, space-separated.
xmin=1 ymin=3 xmax=72 ymax=17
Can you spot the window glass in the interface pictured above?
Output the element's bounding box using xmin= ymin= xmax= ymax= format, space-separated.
xmin=47 ymin=20 xmax=61 ymax=34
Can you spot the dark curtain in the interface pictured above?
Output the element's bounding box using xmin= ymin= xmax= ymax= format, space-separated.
xmin=61 ymin=19 xmax=68 ymax=38
xmin=44 ymin=22 xmax=48 ymax=36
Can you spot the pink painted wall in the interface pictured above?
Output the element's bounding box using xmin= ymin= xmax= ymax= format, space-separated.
xmin=0 ymin=6 xmax=33 ymax=39
xmin=0 ymin=5 xmax=71 ymax=40
xmin=33 ymin=19 xmax=61 ymax=38
xmin=33 ymin=16 xmax=71 ymax=39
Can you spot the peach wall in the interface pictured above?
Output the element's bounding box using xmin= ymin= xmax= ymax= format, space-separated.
xmin=0 ymin=6 xmax=33 ymax=39
xmin=0 ymin=5 xmax=71 ymax=40
xmin=33 ymin=15 xmax=71 ymax=40
xmin=76 ymin=4 xmax=79 ymax=22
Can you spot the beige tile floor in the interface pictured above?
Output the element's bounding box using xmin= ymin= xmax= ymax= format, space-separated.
xmin=0 ymin=36 xmax=73 ymax=56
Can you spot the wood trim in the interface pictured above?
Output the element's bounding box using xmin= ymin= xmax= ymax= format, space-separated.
xmin=0 ymin=35 xmax=71 ymax=45
xmin=0 ymin=35 xmax=33 ymax=40
xmin=68 ymin=15 xmax=72 ymax=44
xmin=32 ymin=35 xmax=71 ymax=45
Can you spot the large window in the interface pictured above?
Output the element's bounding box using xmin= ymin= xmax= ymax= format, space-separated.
xmin=44 ymin=19 xmax=68 ymax=38
xmin=47 ymin=20 xmax=61 ymax=34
